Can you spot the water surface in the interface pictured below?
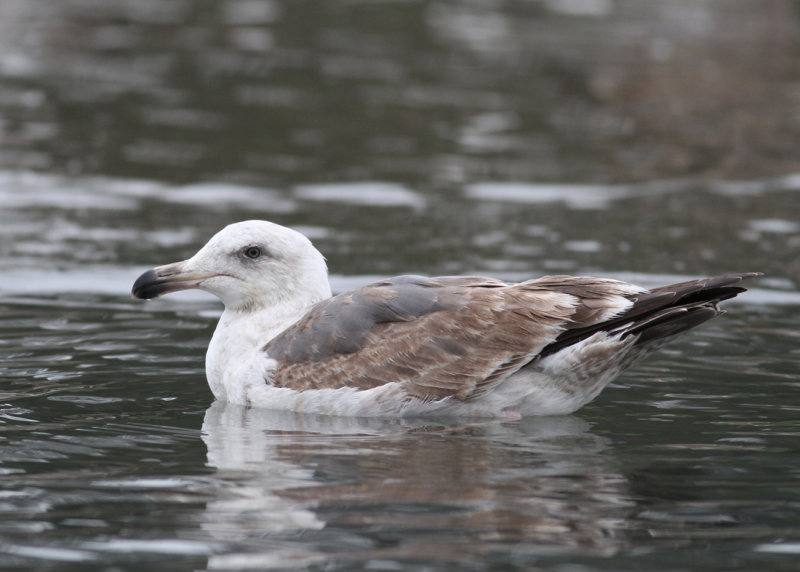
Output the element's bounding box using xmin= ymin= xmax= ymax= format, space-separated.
xmin=2 ymin=1 xmax=800 ymax=570
xmin=1 ymin=172 xmax=799 ymax=570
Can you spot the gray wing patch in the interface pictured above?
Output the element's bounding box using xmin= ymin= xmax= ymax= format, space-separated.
xmin=264 ymin=275 xmax=475 ymax=363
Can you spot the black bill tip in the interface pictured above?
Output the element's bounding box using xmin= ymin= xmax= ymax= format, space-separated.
xmin=132 ymin=269 xmax=169 ymax=300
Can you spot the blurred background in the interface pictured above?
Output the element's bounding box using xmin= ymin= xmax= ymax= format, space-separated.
xmin=1 ymin=0 xmax=799 ymax=288
xmin=3 ymin=0 xmax=800 ymax=184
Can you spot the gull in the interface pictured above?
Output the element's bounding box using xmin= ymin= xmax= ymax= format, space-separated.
xmin=132 ymin=220 xmax=759 ymax=417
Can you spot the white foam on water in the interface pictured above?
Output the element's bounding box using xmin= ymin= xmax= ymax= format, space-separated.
xmin=0 ymin=171 xmax=296 ymax=213
xmin=748 ymin=219 xmax=800 ymax=234
xmin=294 ymin=181 xmax=425 ymax=208
xmin=82 ymin=538 xmax=214 ymax=555
xmin=91 ymin=477 xmax=200 ymax=489
xmin=158 ymin=182 xmax=297 ymax=212
xmin=0 ymin=543 xmax=96 ymax=563
xmin=755 ymin=542 xmax=800 ymax=554
xmin=463 ymin=182 xmax=631 ymax=209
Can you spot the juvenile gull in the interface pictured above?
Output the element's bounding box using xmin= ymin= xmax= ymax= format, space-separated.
xmin=131 ymin=220 xmax=759 ymax=417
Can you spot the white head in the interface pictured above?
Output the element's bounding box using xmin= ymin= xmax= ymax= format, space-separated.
xmin=132 ymin=220 xmax=331 ymax=312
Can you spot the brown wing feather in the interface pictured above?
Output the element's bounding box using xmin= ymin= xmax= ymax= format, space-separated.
xmin=265 ymin=275 xmax=641 ymax=402
xmin=268 ymin=287 xmax=565 ymax=400
xmin=265 ymin=273 xmax=759 ymax=402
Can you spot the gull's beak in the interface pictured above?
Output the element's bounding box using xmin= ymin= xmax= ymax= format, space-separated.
xmin=131 ymin=261 xmax=220 ymax=300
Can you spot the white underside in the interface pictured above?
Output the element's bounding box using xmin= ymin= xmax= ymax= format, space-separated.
xmin=206 ymin=328 xmax=647 ymax=418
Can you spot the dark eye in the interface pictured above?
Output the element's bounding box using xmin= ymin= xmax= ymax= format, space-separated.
xmin=243 ymin=246 xmax=263 ymax=259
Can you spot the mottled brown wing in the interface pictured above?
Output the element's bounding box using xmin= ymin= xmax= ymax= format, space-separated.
xmin=264 ymin=275 xmax=637 ymax=402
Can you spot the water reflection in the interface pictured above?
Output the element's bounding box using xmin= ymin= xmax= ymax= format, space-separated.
xmin=201 ymin=402 xmax=634 ymax=567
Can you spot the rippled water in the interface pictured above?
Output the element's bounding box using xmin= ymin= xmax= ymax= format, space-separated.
xmin=2 ymin=1 xmax=800 ymax=570
xmin=2 ymin=172 xmax=799 ymax=570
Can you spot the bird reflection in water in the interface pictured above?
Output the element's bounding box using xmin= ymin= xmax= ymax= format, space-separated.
xmin=200 ymin=402 xmax=635 ymax=568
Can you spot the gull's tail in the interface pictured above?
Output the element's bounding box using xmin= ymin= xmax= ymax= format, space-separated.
xmin=539 ymin=272 xmax=762 ymax=357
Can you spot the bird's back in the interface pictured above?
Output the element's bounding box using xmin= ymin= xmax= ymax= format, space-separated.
xmin=253 ymin=273 xmax=758 ymax=416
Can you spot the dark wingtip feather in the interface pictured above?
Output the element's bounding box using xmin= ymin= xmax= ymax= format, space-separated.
xmin=540 ymin=272 xmax=760 ymax=357
xmin=628 ymin=305 xmax=721 ymax=345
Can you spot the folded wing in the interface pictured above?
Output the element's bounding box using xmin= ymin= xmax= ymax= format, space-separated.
xmin=263 ymin=274 xmax=655 ymax=401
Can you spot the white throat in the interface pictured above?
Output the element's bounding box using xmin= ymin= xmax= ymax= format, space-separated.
xmin=205 ymin=281 xmax=331 ymax=401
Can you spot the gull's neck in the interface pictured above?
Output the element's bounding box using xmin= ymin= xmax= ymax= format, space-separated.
xmin=221 ymin=280 xmax=332 ymax=341
xmin=221 ymin=297 xmax=313 ymax=339
xmin=206 ymin=282 xmax=332 ymax=400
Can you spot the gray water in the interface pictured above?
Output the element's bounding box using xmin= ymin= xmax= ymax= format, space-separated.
xmin=2 ymin=1 xmax=800 ymax=570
